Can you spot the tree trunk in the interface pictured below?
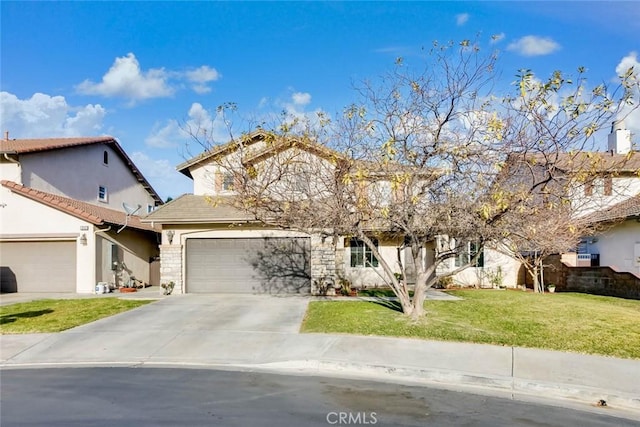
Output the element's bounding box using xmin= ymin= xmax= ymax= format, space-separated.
xmin=410 ymin=272 xmax=429 ymax=319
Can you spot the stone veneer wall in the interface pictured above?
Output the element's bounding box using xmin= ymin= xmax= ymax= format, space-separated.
xmin=160 ymin=244 xmax=183 ymax=294
xmin=310 ymin=234 xmax=336 ymax=295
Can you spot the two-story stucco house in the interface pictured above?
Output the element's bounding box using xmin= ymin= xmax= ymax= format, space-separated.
xmin=144 ymin=130 xmax=523 ymax=295
xmin=0 ymin=135 xmax=163 ymax=293
xmin=558 ymin=121 xmax=640 ymax=276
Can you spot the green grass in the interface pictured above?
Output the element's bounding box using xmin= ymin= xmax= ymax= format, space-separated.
xmin=0 ymin=298 xmax=154 ymax=334
xmin=302 ymin=290 xmax=640 ymax=359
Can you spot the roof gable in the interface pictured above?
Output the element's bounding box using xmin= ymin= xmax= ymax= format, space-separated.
xmin=0 ymin=136 xmax=163 ymax=204
xmin=177 ymin=130 xmax=348 ymax=178
xmin=1 ymin=180 xmax=159 ymax=232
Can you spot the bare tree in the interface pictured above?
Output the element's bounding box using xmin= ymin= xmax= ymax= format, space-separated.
xmin=187 ymin=40 xmax=638 ymax=319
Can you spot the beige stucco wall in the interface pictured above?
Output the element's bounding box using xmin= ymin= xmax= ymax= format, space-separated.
xmin=575 ymin=177 xmax=640 ymax=217
xmin=0 ymin=157 xmax=22 ymax=183
xmin=590 ymin=219 xmax=640 ymax=276
xmin=19 ymin=143 xmax=157 ymax=212
xmin=190 ymin=144 xmax=336 ymax=198
xmin=340 ymin=236 xmax=409 ymax=288
xmin=96 ymin=229 xmax=159 ymax=286
xmin=443 ymin=246 xmax=522 ymax=288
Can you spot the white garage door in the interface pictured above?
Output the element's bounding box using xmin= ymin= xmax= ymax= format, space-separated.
xmin=0 ymin=241 xmax=76 ymax=293
xmin=185 ymin=238 xmax=311 ymax=294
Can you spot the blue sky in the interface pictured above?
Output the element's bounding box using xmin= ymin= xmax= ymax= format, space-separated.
xmin=2 ymin=1 xmax=639 ymax=200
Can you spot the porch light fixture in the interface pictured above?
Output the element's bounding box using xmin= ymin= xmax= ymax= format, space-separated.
xmin=79 ymin=233 xmax=88 ymax=246
xmin=166 ymin=230 xmax=175 ymax=245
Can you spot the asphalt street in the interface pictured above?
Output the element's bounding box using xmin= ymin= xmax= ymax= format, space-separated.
xmin=1 ymin=367 xmax=638 ymax=427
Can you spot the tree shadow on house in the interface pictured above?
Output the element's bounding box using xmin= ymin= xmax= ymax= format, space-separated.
xmin=0 ymin=309 xmax=54 ymax=325
xmin=247 ymin=238 xmax=311 ymax=295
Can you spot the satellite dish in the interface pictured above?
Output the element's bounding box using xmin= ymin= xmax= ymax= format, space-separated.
xmin=118 ymin=203 xmax=142 ymax=233
xmin=123 ymin=202 xmax=141 ymax=215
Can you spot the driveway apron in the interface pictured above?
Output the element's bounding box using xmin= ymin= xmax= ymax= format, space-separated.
xmin=1 ymin=294 xmax=312 ymax=366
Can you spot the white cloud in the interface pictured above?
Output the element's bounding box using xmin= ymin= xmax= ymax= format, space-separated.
xmin=186 ymin=65 xmax=220 ymax=83
xmin=76 ymin=53 xmax=222 ymax=102
xmin=130 ymin=151 xmax=192 ymax=200
xmin=145 ymin=119 xmax=181 ymax=148
xmin=456 ymin=13 xmax=469 ymax=26
xmin=0 ymin=91 xmax=106 ymax=138
xmin=185 ymin=65 xmax=221 ymax=94
xmin=76 ymin=53 xmax=174 ymax=102
xmin=292 ymin=92 xmax=312 ymax=106
xmin=615 ymin=51 xmax=639 ymax=77
xmin=507 ymin=36 xmax=560 ymax=57
xmin=614 ymin=52 xmax=640 ymax=137
xmin=145 ymin=102 xmax=230 ymax=149
xmin=490 ymin=33 xmax=505 ymax=44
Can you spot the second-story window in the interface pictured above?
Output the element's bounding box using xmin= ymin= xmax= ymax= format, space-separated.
xmin=222 ymin=173 xmax=235 ymax=191
xmin=98 ymin=185 xmax=108 ymax=202
xmin=584 ymin=176 xmax=612 ymax=196
xmin=103 ymin=150 xmax=109 ymax=165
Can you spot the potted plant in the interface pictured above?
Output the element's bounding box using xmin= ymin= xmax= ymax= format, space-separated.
xmin=547 ymin=284 xmax=556 ymax=293
xmin=161 ymin=281 xmax=175 ymax=295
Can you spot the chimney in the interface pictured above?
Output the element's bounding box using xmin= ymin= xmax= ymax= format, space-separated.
xmin=607 ymin=119 xmax=632 ymax=154
xmin=4 ymin=131 xmax=8 ymax=141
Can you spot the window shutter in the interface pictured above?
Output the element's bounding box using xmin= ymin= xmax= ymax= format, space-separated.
xmin=214 ymin=172 xmax=223 ymax=192
xmin=584 ymin=181 xmax=593 ymax=196
xmin=234 ymin=173 xmax=243 ymax=191
xmin=604 ymin=177 xmax=612 ymax=196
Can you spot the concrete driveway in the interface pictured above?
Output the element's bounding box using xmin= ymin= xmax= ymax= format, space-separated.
xmin=1 ymin=294 xmax=311 ymax=366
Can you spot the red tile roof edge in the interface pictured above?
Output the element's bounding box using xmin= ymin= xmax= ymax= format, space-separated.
xmin=1 ymin=180 xmax=159 ymax=232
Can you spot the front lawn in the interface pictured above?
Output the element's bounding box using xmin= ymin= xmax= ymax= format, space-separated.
xmin=0 ymin=298 xmax=153 ymax=334
xmin=301 ymin=290 xmax=640 ymax=359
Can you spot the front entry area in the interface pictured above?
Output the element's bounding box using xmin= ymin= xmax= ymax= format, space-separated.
xmin=185 ymin=237 xmax=311 ymax=294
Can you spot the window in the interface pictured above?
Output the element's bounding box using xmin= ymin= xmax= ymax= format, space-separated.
xmin=222 ymin=173 xmax=235 ymax=191
xmin=350 ymin=238 xmax=379 ymax=268
xmin=585 ymin=176 xmax=612 ymax=196
xmin=147 ymin=204 xmax=154 ymax=214
xmin=454 ymin=241 xmax=484 ymax=268
xmin=103 ymin=150 xmax=109 ymax=165
xmin=98 ymin=185 xmax=108 ymax=202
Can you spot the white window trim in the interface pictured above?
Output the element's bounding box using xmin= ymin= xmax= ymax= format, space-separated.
xmin=98 ymin=185 xmax=108 ymax=202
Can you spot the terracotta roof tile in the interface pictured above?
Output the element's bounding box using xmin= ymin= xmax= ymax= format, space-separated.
xmin=1 ymin=180 xmax=159 ymax=232
xmin=580 ymin=194 xmax=640 ymax=224
xmin=0 ymin=136 xmax=116 ymax=153
xmin=525 ymin=151 xmax=640 ymax=173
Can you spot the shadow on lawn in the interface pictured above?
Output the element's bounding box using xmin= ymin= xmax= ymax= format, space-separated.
xmin=366 ymin=298 xmax=404 ymax=313
xmin=0 ymin=309 xmax=54 ymax=325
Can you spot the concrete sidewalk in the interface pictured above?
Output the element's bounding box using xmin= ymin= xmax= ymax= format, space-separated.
xmin=1 ymin=293 xmax=639 ymax=420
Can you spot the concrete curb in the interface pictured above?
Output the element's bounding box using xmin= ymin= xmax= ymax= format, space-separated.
xmin=241 ymin=360 xmax=640 ymax=415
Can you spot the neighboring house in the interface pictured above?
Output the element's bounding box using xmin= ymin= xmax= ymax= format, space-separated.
xmin=503 ymin=120 xmax=639 ymax=288
xmin=563 ymin=194 xmax=640 ymax=277
xmin=0 ymin=135 xmax=162 ymax=293
xmin=145 ymin=130 xmax=519 ymax=295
